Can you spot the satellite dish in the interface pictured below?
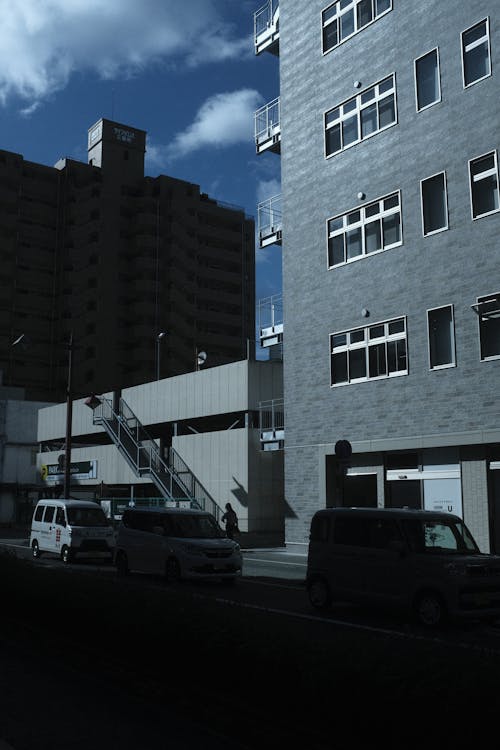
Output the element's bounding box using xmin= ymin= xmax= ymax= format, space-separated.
xmin=197 ymin=350 xmax=207 ymax=367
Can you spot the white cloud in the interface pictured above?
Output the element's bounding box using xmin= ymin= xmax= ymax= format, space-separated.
xmin=166 ymin=89 xmax=263 ymax=160
xmin=0 ymin=0 xmax=249 ymax=106
xmin=256 ymin=178 xmax=281 ymax=204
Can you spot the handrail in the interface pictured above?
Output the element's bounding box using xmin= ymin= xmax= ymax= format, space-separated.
xmin=92 ymin=396 xmax=223 ymax=521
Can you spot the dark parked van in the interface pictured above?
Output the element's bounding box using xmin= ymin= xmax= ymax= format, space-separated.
xmin=306 ymin=508 xmax=500 ymax=626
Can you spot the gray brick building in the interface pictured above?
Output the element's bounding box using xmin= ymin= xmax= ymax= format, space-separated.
xmin=254 ymin=0 xmax=500 ymax=550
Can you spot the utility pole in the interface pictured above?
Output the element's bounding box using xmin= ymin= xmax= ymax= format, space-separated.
xmin=63 ymin=332 xmax=74 ymax=498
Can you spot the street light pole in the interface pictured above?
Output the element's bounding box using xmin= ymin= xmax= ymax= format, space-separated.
xmin=63 ymin=332 xmax=74 ymax=498
xmin=156 ymin=331 xmax=167 ymax=381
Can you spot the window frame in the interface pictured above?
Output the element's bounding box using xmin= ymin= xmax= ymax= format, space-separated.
xmin=476 ymin=292 xmax=500 ymax=362
xmin=468 ymin=150 xmax=500 ymax=221
xmin=420 ymin=171 xmax=449 ymax=237
xmin=326 ymin=190 xmax=403 ymax=268
xmin=321 ymin=0 xmax=393 ymax=56
xmin=427 ymin=304 xmax=456 ymax=371
xmin=414 ymin=47 xmax=441 ymax=112
xmin=330 ymin=316 xmax=408 ymax=387
xmin=324 ymin=74 xmax=398 ymax=158
xmin=461 ymin=17 xmax=492 ymax=89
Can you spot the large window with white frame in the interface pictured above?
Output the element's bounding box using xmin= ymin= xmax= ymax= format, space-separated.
xmin=325 ymin=75 xmax=397 ymax=158
xmin=427 ymin=305 xmax=455 ymax=370
xmin=322 ymin=0 xmax=392 ymax=55
xmin=330 ymin=317 xmax=408 ymax=386
xmin=414 ymin=48 xmax=441 ymax=111
xmin=461 ymin=18 xmax=491 ymax=88
xmin=327 ymin=192 xmax=402 ymax=267
xmin=477 ymin=293 xmax=500 ymax=361
xmin=421 ymin=172 xmax=448 ymax=236
xmin=469 ymin=151 xmax=500 ymax=219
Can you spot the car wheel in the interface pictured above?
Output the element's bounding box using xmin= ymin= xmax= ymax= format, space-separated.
xmin=115 ymin=550 xmax=129 ymax=577
xmin=32 ymin=540 xmax=41 ymax=559
xmin=61 ymin=545 xmax=73 ymax=565
xmin=414 ymin=590 xmax=447 ymax=627
xmin=165 ymin=557 xmax=181 ymax=584
xmin=308 ymin=578 xmax=332 ymax=610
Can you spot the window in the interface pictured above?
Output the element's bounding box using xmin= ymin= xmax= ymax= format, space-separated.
xmin=414 ymin=48 xmax=441 ymax=111
xmin=427 ymin=305 xmax=455 ymax=369
xmin=327 ymin=192 xmax=401 ymax=267
xmin=477 ymin=293 xmax=500 ymax=361
xmin=43 ymin=506 xmax=55 ymax=523
xmin=469 ymin=151 xmax=500 ymax=219
xmin=34 ymin=505 xmax=45 ymax=522
xmin=421 ymin=172 xmax=448 ymax=235
xmin=330 ymin=317 xmax=407 ymax=386
xmin=461 ymin=19 xmax=491 ymax=87
xmin=325 ymin=75 xmax=397 ymax=157
xmin=322 ymin=0 xmax=392 ymax=54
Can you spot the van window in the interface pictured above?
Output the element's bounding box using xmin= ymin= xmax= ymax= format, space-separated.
xmin=333 ymin=517 xmax=368 ymax=546
xmin=55 ymin=507 xmax=66 ymax=526
xmin=367 ymin=518 xmax=402 ymax=549
xmin=67 ymin=506 xmax=108 ymax=527
xmin=43 ymin=506 xmax=55 ymax=523
xmin=170 ymin=514 xmax=224 ymax=539
xmin=402 ymin=518 xmax=478 ymax=554
xmin=34 ymin=505 xmax=45 ymax=522
xmin=310 ymin=514 xmax=330 ymax=542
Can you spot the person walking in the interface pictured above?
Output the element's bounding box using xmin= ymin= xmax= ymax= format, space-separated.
xmin=222 ymin=503 xmax=239 ymax=539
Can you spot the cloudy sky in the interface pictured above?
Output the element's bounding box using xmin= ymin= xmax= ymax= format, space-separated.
xmin=0 ymin=0 xmax=282 ymax=300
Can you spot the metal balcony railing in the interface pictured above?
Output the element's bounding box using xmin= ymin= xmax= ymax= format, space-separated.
xmin=254 ymin=0 xmax=280 ymax=55
xmin=258 ymin=293 xmax=283 ymax=347
xmin=257 ymin=194 xmax=282 ymax=248
xmin=259 ymin=398 xmax=284 ymax=450
xmin=255 ymin=97 xmax=281 ymax=154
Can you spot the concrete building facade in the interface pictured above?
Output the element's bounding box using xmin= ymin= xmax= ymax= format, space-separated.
xmin=0 ymin=118 xmax=255 ymax=402
xmin=37 ymin=360 xmax=284 ymax=540
xmin=254 ymin=1 xmax=500 ymax=550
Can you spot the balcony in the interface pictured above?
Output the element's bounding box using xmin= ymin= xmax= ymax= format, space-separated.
xmin=259 ymin=398 xmax=284 ymax=451
xmin=254 ymin=0 xmax=279 ymax=56
xmin=257 ymin=194 xmax=282 ymax=248
xmin=255 ymin=97 xmax=281 ymax=155
xmin=258 ymin=293 xmax=283 ymax=348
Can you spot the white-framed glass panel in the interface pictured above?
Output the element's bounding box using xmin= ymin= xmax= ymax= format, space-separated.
xmin=421 ymin=172 xmax=448 ymax=236
xmin=330 ymin=317 xmax=407 ymax=386
xmin=477 ymin=293 xmax=500 ymax=361
xmin=322 ymin=0 xmax=392 ymax=54
xmin=461 ymin=18 xmax=491 ymax=88
xmin=325 ymin=75 xmax=397 ymax=158
xmin=414 ymin=48 xmax=441 ymax=111
xmin=427 ymin=305 xmax=456 ymax=370
xmin=469 ymin=151 xmax=500 ymax=219
xmin=327 ymin=191 xmax=402 ymax=267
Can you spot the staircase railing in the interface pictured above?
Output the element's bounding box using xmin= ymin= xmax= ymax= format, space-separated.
xmin=92 ymin=396 xmax=223 ymax=521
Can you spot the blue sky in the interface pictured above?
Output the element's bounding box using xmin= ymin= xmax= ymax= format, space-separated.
xmin=0 ymin=0 xmax=282 ymax=302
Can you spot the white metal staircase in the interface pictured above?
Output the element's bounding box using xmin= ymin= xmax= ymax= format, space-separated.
xmin=91 ymin=396 xmax=223 ymax=522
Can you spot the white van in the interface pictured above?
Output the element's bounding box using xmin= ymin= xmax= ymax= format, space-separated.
xmin=30 ymin=499 xmax=114 ymax=564
xmin=115 ymin=506 xmax=242 ymax=583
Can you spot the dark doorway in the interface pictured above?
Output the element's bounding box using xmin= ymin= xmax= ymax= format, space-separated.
xmin=342 ymin=474 xmax=377 ymax=508
xmin=489 ymin=470 xmax=500 ymax=553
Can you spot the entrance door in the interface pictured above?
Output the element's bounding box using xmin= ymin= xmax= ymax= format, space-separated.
xmin=342 ymin=474 xmax=377 ymax=508
xmin=489 ymin=469 xmax=500 ymax=554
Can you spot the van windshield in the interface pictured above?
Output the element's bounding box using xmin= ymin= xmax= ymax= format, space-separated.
xmin=170 ymin=514 xmax=224 ymax=539
xmin=67 ymin=507 xmax=109 ymax=527
xmin=403 ymin=519 xmax=479 ymax=554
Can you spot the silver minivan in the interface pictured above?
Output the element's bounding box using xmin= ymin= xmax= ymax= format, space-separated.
xmin=306 ymin=507 xmax=500 ymax=626
xmin=114 ymin=507 xmax=242 ymax=583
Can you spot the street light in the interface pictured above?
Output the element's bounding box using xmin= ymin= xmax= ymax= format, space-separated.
xmin=156 ymin=331 xmax=167 ymax=381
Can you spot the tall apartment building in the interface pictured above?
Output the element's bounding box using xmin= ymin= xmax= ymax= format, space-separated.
xmin=0 ymin=118 xmax=255 ymax=402
xmin=254 ymin=1 xmax=500 ymax=550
